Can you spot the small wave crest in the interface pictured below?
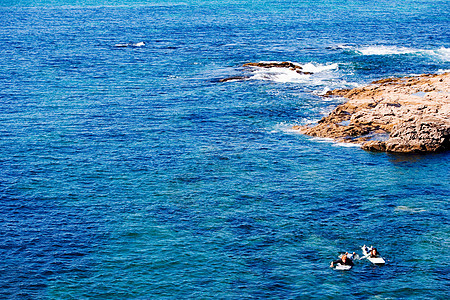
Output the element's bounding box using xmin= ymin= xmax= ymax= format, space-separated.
xmin=114 ymin=41 xmax=146 ymax=48
xmin=302 ymin=62 xmax=339 ymax=73
xmin=432 ymin=47 xmax=450 ymax=62
xmin=335 ymin=45 xmax=450 ymax=61
xmin=394 ymin=206 xmax=426 ymax=213
xmin=356 ymin=45 xmax=418 ymax=56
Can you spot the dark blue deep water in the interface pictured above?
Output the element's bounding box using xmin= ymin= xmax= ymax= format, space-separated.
xmin=1 ymin=1 xmax=449 ymax=299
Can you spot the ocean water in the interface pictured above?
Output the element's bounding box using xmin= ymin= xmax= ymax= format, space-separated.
xmin=1 ymin=1 xmax=449 ymax=299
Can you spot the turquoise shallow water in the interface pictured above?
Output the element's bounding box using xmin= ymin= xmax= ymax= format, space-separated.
xmin=1 ymin=1 xmax=449 ymax=299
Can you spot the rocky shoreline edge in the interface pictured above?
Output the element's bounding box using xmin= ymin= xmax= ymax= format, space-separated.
xmin=294 ymin=73 xmax=450 ymax=153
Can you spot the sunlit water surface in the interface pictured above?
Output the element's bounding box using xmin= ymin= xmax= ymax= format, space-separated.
xmin=1 ymin=1 xmax=449 ymax=299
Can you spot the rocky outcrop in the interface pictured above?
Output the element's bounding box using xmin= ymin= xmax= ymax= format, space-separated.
xmin=242 ymin=61 xmax=313 ymax=75
xmin=219 ymin=61 xmax=313 ymax=82
xmin=294 ymin=73 xmax=450 ymax=153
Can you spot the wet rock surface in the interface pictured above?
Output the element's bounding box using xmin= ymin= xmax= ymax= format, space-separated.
xmin=294 ymin=73 xmax=450 ymax=153
xmin=218 ymin=76 xmax=249 ymax=83
xmin=219 ymin=61 xmax=313 ymax=82
xmin=242 ymin=62 xmax=313 ymax=74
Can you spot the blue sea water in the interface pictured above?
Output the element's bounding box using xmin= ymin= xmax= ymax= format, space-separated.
xmin=1 ymin=0 xmax=449 ymax=299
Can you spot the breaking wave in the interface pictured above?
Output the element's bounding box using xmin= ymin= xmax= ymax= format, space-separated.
xmin=432 ymin=47 xmax=450 ymax=62
xmin=355 ymin=45 xmax=418 ymax=56
xmin=335 ymin=45 xmax=450 ymax=61
xmin=246 ymin=61 xmax=339 ymax=83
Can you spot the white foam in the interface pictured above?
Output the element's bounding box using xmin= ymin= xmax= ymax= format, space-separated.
xmin=114 ymin=41 xmax=146 ymax=48
xmin=310 ymin=137 xmax=361 ymax=148
xmin=301 ymin=62 xmax=339 ymax=73
xmin=249 ymin=67 xmax=310 ymax=83
xmin=333 ymin=142 xmax=361 ymax=148
xmin=274 ymin=121 xmax=318 ymax=134
xmin=311 ymin=137 xmax=335 ymax=143
xmin=429 ymin=47 xmax=450 ymax=62
xmin=394 ymin=206 xmax=426 ymax=213
xmin=246 ymin=61 xmax=340 ymax=84
xmin=344 ymin=45 xmax=450 ymax=61
xmin=273 ymin=123 xmax=297 ymax=134
xmin=356 ymin=45 xmax=418 ymax=56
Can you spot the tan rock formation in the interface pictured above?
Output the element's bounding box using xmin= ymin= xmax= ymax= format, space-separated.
xmin=295 ymin=73 xmax=450 ymax=153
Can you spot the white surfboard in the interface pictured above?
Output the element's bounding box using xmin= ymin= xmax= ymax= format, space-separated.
xmin=367 ymin=256 xmax=385 ymax=264
xmin=335 ymin=264 xmax=352 ymax=270
xmin=362 ymin=246 xmax=385 ymax=264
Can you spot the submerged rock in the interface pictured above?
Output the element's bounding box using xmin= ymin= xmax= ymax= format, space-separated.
xmin=295 ymin=73 xmax=450 ymax=153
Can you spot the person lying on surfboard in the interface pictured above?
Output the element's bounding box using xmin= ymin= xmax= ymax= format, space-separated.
xmin=330 ymin=254 xmax=354 ymax=268
xmin=370 ymin=248 xmax=380 ymax=258
xmin=345 ymin=252 xmax=357 ymax=260
xmin=363 ymin=245 xmax=381 ymax=257
xmin=361 ymin=245 xmax=386 ymax=264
